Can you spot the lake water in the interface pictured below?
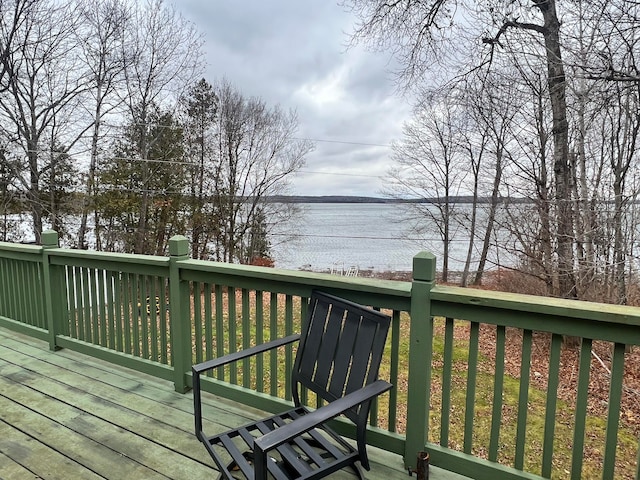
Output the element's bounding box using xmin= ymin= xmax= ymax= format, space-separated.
xmin=8 ymin=203 xmax=510 ymax=274
xmin=269 ymin=203 xmax=498 ymax=273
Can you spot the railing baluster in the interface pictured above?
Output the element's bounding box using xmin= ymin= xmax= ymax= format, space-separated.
xmin=0 ymin=258 xmax=6 ymax=317
xmin=16 ymin=260 xmax=24 ymax=322
xmin=489 ymin=325 xmax=506 ymax=461
xmin=14 ymin=260 xmax=22 ymax=320
xmin=89 ymin=268 xmax=99 ymax=345
xmin=204 ymin=283 xmax=213 ymax=367
xmin=106 ymin=271 xmax=116 ymax=350
xmin=603 ymin=342 xmax=626 ymax=479
xmin=255 ymin=290 xmax=264 ymax=393
xmin=28 ymin=262 xmax=38 ymax=325
xmin=542 ymin=333 xmax=563 ymax=477
xmin=228 ymin=286 xmax=237 ymax=385
xmin=441 ymin=317 xmax=455 ymax=447
xmin=8 ymin=260 xmax=17 ymax=319
xmin=300 ymin=297 xmax=309 ymax=407
xmin=515 ymin=329 xmax=533 ymax=470
xmin=571 ymin=337 xmax=593 ymax=480
xmin=36 ymin=262 xmax=47 ymax=328
xmin=33 ymin=262 xmax=42 ymax=327
xmin=140 ymin=276 xmax=150 ymax=359
xmin=8 ymin=259 xmax=15 ymax=318
xmin=27 ymin=262 xmax=37 ymax=325
xmin=388 ymin=310 xmax=400 ymax=432
xmin=122 ymin=272 xmax=132 ymax=354
xmin=75 ymin=266 xmax=83 ymax=338
xmin=13 ymin=260 xmax=21 ymax=320
xmin=284 ymin=294 xmax=294 ymax=402
xmin=82 ymin=267 xmax=92 ymax=342
xmin=4 ymin=258 xmax=11 ymax=317
xmin=194 ymin=281 xmax=203 ymax=364
xmin=97 ymin=270 xmax=107 ymax=347
xmin=66 ymin=267 xmax=76 ymax=338
xmin=159 ymin=277 xmax=168 ymax=364
xmin=215 ymin=284 xmax=224 ymax=380
xmin=18 ymin=262 xmax=28 ymax=325
xmin=464 ymin=321 xmax=480 ymax=454
xmin=114 ymin=272 xmax=124 ymax=352
xmin=131 ymin=274 xmax=140 ymax=357
xmin=149 ymin=276 xmax=158 ymax=361
xmin=270 ymin=291 xmax=278 ymax=397
xmin=35 ymin=262 xmax=44 ymax=326
xmin=242 ymin=288 xmax=251 ymax=389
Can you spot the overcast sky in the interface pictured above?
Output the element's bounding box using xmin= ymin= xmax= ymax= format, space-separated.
xmin=172 ymin=1 xmax=412 ymax=197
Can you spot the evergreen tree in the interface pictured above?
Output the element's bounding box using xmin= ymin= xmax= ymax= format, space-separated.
xmin=96 ymin=104 xmax=185 ymax=253
xmin=40 ymin=143 xmax=78 ymax=240
xmin=182 ymin=78 xmax=219 ymax=259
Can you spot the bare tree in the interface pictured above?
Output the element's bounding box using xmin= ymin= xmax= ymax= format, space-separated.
xmin=457 ymin=74 xmax=518 ymax=286
xmin=75 ymin=0 xmax=130 ymax=249
xmin=212 ymin=79 xmax=312 ymax=264
xmin=119 ymin=0 xmax=202 ymax=253
xmin=0 ymin=0 xmax=39 ymax=91
xmin=387 ymin=100 xmax=468 ymax=282
xmin=0 ymin=0 xmax=89 ymax=243
xmin=344 ymin=0 xmax=579 ymax=296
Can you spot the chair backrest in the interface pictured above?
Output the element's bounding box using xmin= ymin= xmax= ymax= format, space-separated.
xmin=291 ymin=291 xmax=391 ymax=424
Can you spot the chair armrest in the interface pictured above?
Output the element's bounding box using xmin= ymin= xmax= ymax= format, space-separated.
xmin=192 ymin=333 xmax=301 ymax=439
xmin=253 ymin=379 xmax=393 ymax=477
xmin=192 ymin=333 xmax=301 ymax=375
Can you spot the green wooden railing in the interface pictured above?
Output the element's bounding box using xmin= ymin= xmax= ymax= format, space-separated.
xmin=0 ymin=230 xmax=639 ymax=480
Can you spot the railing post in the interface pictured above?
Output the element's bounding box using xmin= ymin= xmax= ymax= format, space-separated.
xmin=42 ymin=230 xmax=61 ymax=351
xmin=404 ymin=251 xmax=436 ymax=468
xmin=169 ymin=235 xmax=191 ymax=393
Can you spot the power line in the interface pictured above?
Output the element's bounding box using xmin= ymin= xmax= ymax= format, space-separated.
xmin=293 ymin=137 xmax=392 ymax=148
xmin=297 ymin=170 xmax=382 ymax=178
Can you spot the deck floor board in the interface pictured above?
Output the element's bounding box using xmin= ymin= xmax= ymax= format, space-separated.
xmin=0 ymin=327 xmax=467 ymax=480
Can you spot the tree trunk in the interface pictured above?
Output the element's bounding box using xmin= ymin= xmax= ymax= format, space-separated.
xmin=473 ymin=148 xmax=502 ymax=286
xmin=536 ymin=0 xmax=576 ymax=299
xmin=79 ymin=82 xmax=103 ymax=250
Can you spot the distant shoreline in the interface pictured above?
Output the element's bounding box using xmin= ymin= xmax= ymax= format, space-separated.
xmin=265 ymin=195 xmax=528 ymax=204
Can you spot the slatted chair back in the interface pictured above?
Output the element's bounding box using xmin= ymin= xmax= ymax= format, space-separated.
xmin=291 ymin=291 xmax=391 ymax=426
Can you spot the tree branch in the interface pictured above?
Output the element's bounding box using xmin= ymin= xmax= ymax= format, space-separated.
xmin=482 ymin=20 xmax=546 ymax=48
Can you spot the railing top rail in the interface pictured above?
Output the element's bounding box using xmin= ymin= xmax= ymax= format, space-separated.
xmin=0 ymin=241 xmax=42 ymax=254
xmin=433 ymin=284 xmax=640 ymax=324
xmin=179 ymin=258 xmax=411 ymax=300
xmin=432 ymin=284 xmax=640 ymax=334
xmin=46 ymin=248 xmax=170 ymax=268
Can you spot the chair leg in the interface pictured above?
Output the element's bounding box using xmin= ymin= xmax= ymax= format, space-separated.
xmin=351 ymin=461 xmax=366 ymax=480
xmin=225 ymin=451 xmax=254 ymax=475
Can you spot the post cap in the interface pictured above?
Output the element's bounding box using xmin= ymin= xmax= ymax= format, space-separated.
xmin=41 ymin=230 xmax=59 ymax=248
xmin=412 ymin=251 xmax=436 ymax=283
xmin=169 ymin=235 xmax=189 ymax=257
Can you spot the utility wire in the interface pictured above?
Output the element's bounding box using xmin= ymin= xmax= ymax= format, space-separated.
xmin=292 ymin=137 xmax=392 ymax=148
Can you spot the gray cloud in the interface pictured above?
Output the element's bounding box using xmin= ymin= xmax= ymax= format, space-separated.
xmin=174 ymin=0 xmax=411 ymax=196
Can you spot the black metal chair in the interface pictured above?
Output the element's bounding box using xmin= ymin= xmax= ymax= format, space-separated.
xmin=192 ymin=291 xmax=393 ymax=479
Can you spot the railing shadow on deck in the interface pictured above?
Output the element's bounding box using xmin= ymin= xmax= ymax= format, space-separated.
xmin=1 ymin=230 xmax=639 ymax=480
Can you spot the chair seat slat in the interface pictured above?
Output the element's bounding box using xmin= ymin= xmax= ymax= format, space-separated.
xmin=219 ymin=433 xmax=254 ymax=479
xmin=272 ymin=415 xmax=330 ymax=469
xmin=255 ymin=420 xmax=313 ymax=477
xmin=288 ymin=408 xmax=348 ymax=460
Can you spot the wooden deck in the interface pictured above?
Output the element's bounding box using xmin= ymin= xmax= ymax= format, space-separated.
xmin=0 ymin=327 xmax=468 ymax=480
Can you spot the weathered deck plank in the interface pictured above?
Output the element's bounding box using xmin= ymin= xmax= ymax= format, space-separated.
xmin=0 ymin=327 xmax=468 ymax=480
xmin=0 ymin=450 xmax=43 ymax=480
